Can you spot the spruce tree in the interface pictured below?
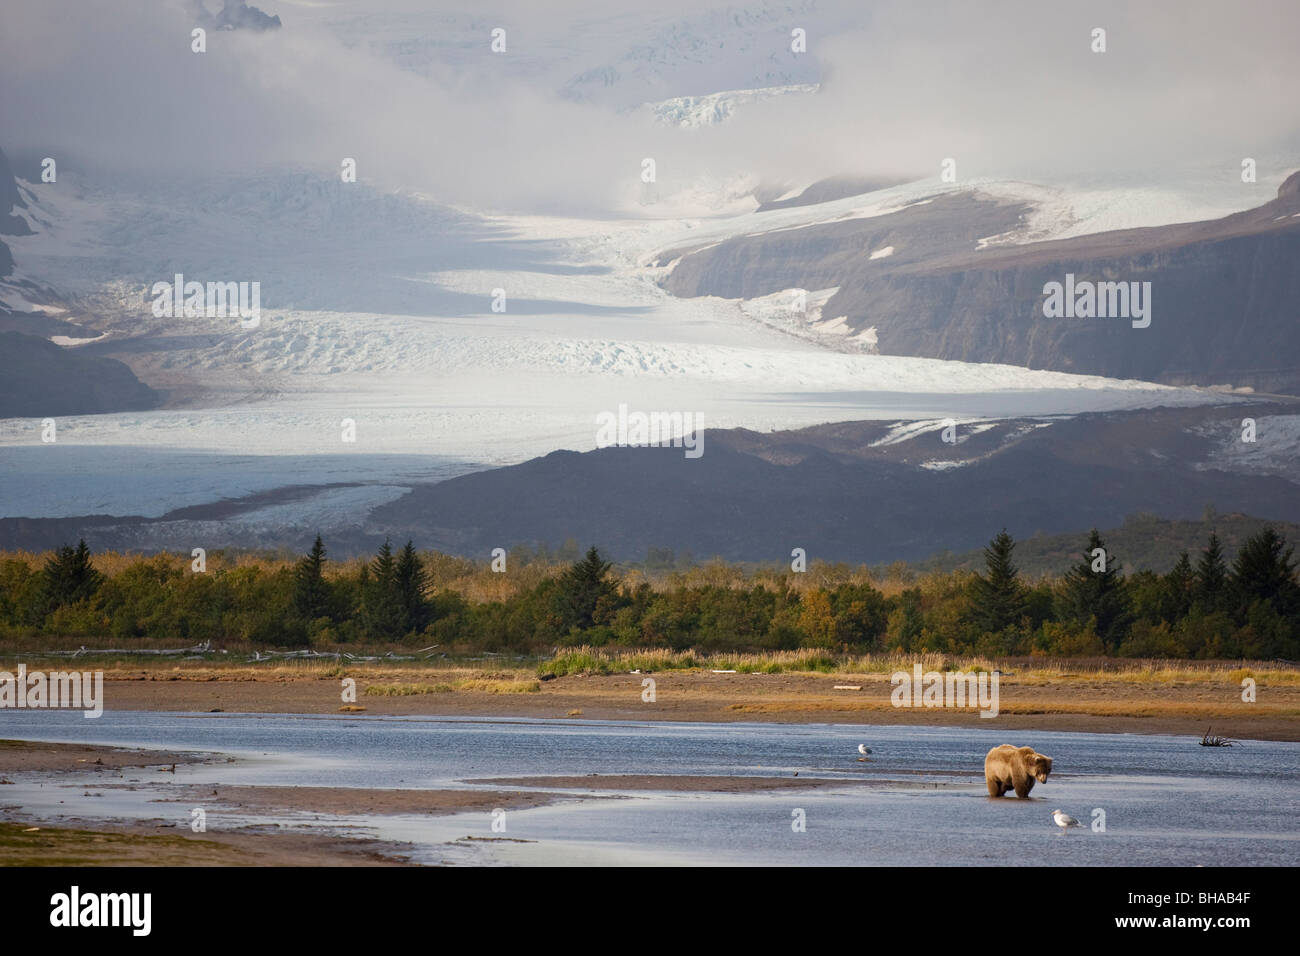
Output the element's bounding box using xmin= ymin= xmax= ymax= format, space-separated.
xmin=1162 ymin=551 xmax=1194 ymax=622
xmin=293 ymin=535 xmax=331 ymax=621
xmin=1231 ymin=526 xmax=1300 ymax=621
xmin=970 ymin=529 xmax=1026 ymax=635
xmin=40 ymin=539 xmax=102 ymax=612
xmin=395 ymin=540 xmax=428 ymax=634
xmin=554 ymin=546 xmax=618 ymax=631
xmin=1195 ymin=532 xmax=1228 ymax=610
xmin=362 ymin=539 xmax=402 ymax=639
xmin=356 ymin=562 xmax=370 ymax=627
xmin=1060 ymin=529 xmax=1132 ymax=651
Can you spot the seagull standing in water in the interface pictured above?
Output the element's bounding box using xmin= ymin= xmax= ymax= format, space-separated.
xmin=1052 ymin=809 xmax=1081 ymax=832
xmin=857 ymin=744 xmax=872 ymax=762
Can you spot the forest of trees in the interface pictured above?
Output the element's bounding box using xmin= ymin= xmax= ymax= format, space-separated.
xmin=0 ymin=526 xmax=1297 ymax=659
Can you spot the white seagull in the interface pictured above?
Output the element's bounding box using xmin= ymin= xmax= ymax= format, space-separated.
xmin=1052 ymin=809 xmax=1081 ymax=832
xmin=858 ymin=744 xmax=872 ymax=755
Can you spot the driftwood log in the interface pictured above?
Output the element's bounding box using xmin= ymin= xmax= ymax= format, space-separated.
xmin=1200 ymin=727 xmax=1239 ymax=747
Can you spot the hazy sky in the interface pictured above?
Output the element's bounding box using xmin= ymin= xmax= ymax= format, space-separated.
xmin=2 ymin=0 xmax=1297 ymax=213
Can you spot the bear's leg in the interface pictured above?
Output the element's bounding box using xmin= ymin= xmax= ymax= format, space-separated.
xmin=987 ymin=776 xmax=1002 ymax=797
xmin=1011 ymin=765 xmax=1030 ymax=798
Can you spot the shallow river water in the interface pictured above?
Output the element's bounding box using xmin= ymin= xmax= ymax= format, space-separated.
xmin=2 ymin=711 xmax=1297 ymax=866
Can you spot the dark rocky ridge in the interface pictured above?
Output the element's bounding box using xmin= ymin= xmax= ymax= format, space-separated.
xmin=660 ymin=192 xmax=1031 ymax=297
xmin=360 ymin=403 xmax=1300 ymax=564
xmin=0 ymin=145 xmax=163 ymax=415
xmin=0 ymin=147 xmax=32 ymax=240
xmin=0 ymin=331 xmax=161 ymax=417
xmin=6 ymin=401 xmax=1296 ymax=561
xmin=0 ymin=146 xmax=33 ymax=277
xmin=664 ymin=174 xmax=1300 ymax=393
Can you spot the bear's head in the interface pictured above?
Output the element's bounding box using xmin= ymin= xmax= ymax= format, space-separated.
xmin=1027 ymin=750 xmax=1053 ymax=783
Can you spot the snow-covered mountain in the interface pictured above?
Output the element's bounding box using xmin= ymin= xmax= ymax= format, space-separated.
xmin=0 ymin=159 xmax=1268 ymax=528
xmin=2 ymin=0 xmax=1297 ymax=554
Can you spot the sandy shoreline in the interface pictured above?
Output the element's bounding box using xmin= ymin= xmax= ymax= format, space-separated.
xmin=62 ymin=670 xmax=1300 ymax=742
xmin=161 ymin=783 xmax=588 ymax=816
xmin=0 ymin=738 xmax=211 ymax=775
xmin=0 ymin=820 xmax=413 ymax=866
xmin=461 ymin=773 xmax=952 ymax=791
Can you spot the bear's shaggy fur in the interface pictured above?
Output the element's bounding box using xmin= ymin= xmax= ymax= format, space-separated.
xmin=984 ymin=744 xmax=1053 ymax=798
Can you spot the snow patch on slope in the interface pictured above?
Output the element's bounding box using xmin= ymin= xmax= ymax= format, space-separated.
xmin=1193 ymin=414 xmax=1300 ymax=482
xmin=644 ymin=84 xmax=819 ymax=128
xmin=871 ymin=420 xmax=995 ymax=447
xmin=736 ymin=287 xmax=863 ymax=349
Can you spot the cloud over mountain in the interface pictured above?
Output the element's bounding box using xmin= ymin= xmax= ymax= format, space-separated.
xmin=1 ymin=0 xmax=1297 ymax=214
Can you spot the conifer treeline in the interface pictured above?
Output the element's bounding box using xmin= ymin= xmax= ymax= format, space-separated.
xmin=0 ymin=527 xmax=1297 ymax=659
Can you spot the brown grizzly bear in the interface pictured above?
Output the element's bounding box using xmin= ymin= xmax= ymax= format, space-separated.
xmin=984 ymin=744 xmax=1053 ymax=798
